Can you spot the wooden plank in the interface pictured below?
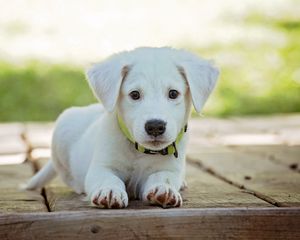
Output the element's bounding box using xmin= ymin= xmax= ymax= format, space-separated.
xmin=214 ymin=133 xmax=283 ymax=146
xmin=187 ymin=144 xmax=233 ymax=156
xmin=0 ymin=163 xmax=47 ymax=213
xmin=45 ymin=186 xmax=92 ymax=211
xmin=188 ymin=148 xmax=300 ymax=207
xmin=0 ymin=123 xmax=26 ymax=155
xmin=0 ymin=153 xmax=26 ymax=165
xmin=229 ymin=145 xmax=300 ymax=172
xmin=231 ymin=114 xmax=300 ymax=145
xmin=278 ymin=129 xmax=300 ymax=146
xmin=189 ymin=117 xmax=244 ymax=135
xmin=189 ymin=114 xmax=300 ymax=147
xmin=0 ymin=208 xmax=299 ymax=240
xmin=188 ymin=118 xmax=245 ymax=147
xmin=183 ymin=164 xmax=271 ymax=208
xmin=231 ymin=114 xmax=300 ymax=132
xmin=0 ymin=163 xmax=34 ymax=188
xmin=24 ymin=123 xmax=54 ymax=148
xmin=187 ymin=115 xmax=286 ymax=147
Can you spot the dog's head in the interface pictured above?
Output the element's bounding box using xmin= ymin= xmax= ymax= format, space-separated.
xmin=86 ymin=47 xmax=219 ymax=151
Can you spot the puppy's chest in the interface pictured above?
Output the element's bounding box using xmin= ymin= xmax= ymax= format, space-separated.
xmin=121 ymin=155 xmax=166 ymax=198
xmin=115 ymin=154 xmax=168 ymax=181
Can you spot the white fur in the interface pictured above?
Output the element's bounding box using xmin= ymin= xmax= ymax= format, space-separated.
xmin=26 ymin=47 xmax=219 ymax=208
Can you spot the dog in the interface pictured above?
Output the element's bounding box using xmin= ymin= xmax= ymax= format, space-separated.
xmin=26 ymin=47 xmax=219 ymax=208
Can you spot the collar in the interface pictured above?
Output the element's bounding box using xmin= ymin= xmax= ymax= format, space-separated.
xmin=117 ymin=114 xmax=187 ymax=158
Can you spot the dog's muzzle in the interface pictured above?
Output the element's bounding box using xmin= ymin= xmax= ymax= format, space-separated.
xmin=117 ymin=114 xmax=187 ymax=158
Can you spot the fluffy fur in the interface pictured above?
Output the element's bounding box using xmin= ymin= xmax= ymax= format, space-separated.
xmin=26 ymin=47 xmax=219 ymax=208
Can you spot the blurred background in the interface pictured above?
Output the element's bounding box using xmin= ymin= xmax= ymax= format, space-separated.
xmin=0 ymin=0 xmax=299 ymax=121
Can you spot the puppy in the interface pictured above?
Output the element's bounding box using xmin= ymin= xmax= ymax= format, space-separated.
xmin=26 ymin=47 xmax=219 ymax=208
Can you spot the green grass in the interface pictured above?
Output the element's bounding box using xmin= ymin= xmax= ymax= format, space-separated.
xmin=1 ymin=14 xmax=300 ymax=121
xmin=0 ymin=62 xmax=95 ymax=121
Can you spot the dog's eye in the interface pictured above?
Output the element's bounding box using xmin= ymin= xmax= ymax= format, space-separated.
xmin=169 ymin=89 xmax=179 ymax=99
xmin=129 ymin=91 xmax=141 ymax=100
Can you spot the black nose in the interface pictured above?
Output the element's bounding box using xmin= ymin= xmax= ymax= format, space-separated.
xmin=145 ymin=120 xmax=166 ymax=137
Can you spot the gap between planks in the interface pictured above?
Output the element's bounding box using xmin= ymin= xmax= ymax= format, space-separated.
xmin=20 ymin=128 xmax=52 ymax=212
xmin=187 ymin=156 xmax=284 ymax=207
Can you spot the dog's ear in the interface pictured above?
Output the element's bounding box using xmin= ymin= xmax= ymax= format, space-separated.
xmin=86 ymin=54 xmax=130 ymax=112
xmin=177 ymin=54 xmax=219 ymax=113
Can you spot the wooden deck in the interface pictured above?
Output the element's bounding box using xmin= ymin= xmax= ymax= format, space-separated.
xmin=0 ymin=114 xmax=300 ymax=239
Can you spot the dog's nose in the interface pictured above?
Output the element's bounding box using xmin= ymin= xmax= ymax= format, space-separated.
xmin=145 ymin=120 xmax=166 ymax=137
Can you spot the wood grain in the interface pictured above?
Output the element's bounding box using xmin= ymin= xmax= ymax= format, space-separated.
xmin=188 ymin=114 xmax=300 ymax=147
xmin=0 ymin=163 xmax=47 ymax=213
xmin=183 ymin=164 xmax=271 ymax=208
xmin=188 ymin=148 xmax=300 ymax=207
xmin=229 ymin=145 xmax=300 ymax=172
xmin=0 ymin=208 xmax=299 ymax=240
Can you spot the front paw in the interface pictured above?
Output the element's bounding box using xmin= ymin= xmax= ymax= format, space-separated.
xmin=143 ymin=184 xmax=182 ymax=208
xmin=91 ymin=187 xmax=128 ymax=209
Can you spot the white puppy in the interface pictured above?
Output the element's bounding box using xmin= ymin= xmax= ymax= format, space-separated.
xmin=26 ymin=47 xmax=219 ymax=208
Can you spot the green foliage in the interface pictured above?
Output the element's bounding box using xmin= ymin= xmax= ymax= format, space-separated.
xmin=201 ymin=14 xmax=300 ymax=117
xmin=0 ymin=62 xmax=95 ymax=121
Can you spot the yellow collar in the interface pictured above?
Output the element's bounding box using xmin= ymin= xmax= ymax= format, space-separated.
xmin=117 ymin=114 xmax=187 ymax=158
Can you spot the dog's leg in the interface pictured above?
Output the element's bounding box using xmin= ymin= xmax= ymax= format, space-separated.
xmin=85 ymin=167 xmax=128 ymax=209
xmin=141 ymin=171 xmax=183 ymax=208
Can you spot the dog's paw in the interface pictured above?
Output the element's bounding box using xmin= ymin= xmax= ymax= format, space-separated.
xmin=143 ymin=184 xmax=182 ymax=208
xmin=91 ymin=187 xmax=128 ymax=209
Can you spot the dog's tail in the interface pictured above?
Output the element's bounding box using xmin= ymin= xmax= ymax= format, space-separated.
xmin=25 ymin=160 xmax=57 ymax=190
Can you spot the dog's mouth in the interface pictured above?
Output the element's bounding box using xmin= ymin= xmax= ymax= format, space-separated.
xmin=147 ymin=140 xmax=166 ymax=146
xmin=141 ymin=138 xmax=171 ymax=150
